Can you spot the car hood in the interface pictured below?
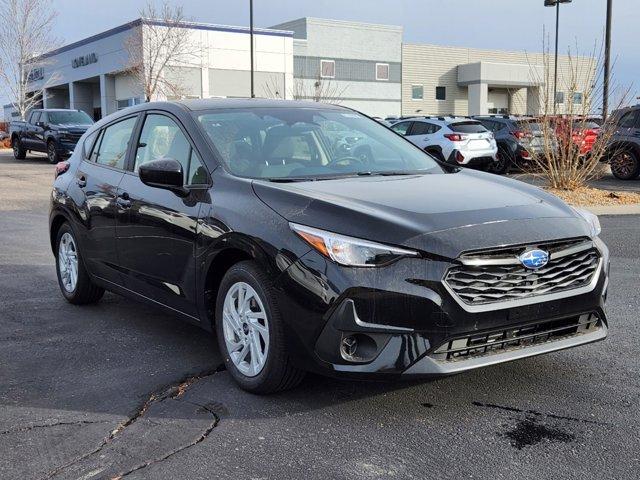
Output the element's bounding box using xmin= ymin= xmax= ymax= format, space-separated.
xmin=252 ymin=170 xmax=591 ymax=259
xmin=54 ymin=124 xmax=91 ymax=130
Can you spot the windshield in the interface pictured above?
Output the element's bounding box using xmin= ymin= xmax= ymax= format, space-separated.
xmin=48 ymin=111 xmax=94 ymax=125
xmin=196 ymin=107 xmax=441 ymax=180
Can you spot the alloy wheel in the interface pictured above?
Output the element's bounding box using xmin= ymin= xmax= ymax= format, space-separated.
xmin=611 ymin=152 xmax=637 ymax=179
xmin=58 ymin=232 xmax=79 ymax=293
xmin=48 ymin=143 xmax=56 ymax=163
xmin=221 ymin=281 xmax=270 ymax=377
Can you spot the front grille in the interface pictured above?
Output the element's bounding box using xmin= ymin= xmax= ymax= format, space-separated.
xmin=444 ymin=239 xmax=600 ymax=307
xmin=63 ymin=133 xmax=83 ymax=143
xmin=431 ymin=313 xmax=601 ymax=362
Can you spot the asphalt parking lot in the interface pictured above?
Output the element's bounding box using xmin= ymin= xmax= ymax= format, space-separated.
xmin=1 ymin=150 xmax=639 ymax=480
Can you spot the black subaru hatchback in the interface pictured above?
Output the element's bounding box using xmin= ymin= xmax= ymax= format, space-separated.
xmin=49 ymin=99 xmax=609 ymax=393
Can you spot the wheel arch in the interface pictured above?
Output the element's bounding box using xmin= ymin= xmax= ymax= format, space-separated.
xmin=607 ymin=141 xmax=640 ymax=159
xmin=201 ymin=236 xmax=278 ymax=330
xmin=49 ymin=211 xmax=70 ymax=255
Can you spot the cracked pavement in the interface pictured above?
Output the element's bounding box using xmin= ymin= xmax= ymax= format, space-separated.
xmin=1 ymin=150 xmax=639 ymax=479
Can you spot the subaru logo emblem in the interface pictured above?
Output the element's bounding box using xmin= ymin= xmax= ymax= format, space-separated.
xmin=519 ymin=249 xmax=549 ymax=270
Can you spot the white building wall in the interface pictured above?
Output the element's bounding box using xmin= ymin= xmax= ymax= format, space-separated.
xmin=402 ymin=43 xmax=596 ymax=116
xmin=272 ymin=18 xmax=403 ymax=117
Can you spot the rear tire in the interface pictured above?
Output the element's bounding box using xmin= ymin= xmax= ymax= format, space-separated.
xmin=12 ymin=137 xmax=26 ymax=160
xmin=47 ymin=140 xmax=60 ymax=164
xmin=55 ymin=222 xmax=104 ymax=305
xmin=488 ymin=148 xmax=512 ymax=175
xmin=215 ymin=261 xmax=305 ymax=394
xmin=610 ymin=150 xmax=640 ymax=180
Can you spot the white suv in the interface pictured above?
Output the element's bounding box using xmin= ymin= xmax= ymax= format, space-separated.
xmin=390 ymin=117 xmax=498 ymax=167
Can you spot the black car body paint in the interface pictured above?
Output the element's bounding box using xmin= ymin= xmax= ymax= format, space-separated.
xmin=49 ymin=99 xmax=609 ymax=381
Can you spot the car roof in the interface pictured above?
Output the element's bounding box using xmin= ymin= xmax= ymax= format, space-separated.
xmin=172 ymin=98 xmax=347 ymax=112
xmin=36 ymin=108 xmax=83 ymax=112
xmin=399 ymin=116 xmax=482 ymax=126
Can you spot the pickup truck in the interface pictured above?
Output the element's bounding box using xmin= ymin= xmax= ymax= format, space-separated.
xmin=10 ymin=109 xmax=94 ymax=163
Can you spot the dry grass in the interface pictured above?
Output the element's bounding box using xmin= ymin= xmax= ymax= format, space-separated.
xmin=545 ymin=186 xmax=640 ymax=206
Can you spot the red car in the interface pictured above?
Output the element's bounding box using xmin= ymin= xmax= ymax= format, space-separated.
xmin=551 ymin=116 xmax=601 ymax=156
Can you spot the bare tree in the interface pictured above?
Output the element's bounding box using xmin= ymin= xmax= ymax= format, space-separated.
xmin=264 ymin=73 xmax=349 ymax=104
xmin=520 ymin=36 xmax=633 ymax=190
xmin=0 ymin=0 xmax=59 ymax=120
xmin=124 ymin=2 xmax=201 ymax=102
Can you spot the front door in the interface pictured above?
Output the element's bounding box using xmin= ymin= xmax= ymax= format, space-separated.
xmin=116 ymin=112 xmax=210 ymax=317
xmin=74 ymin=115 xmax=139 ymax=285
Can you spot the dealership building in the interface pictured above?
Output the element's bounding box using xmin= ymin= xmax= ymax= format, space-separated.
xmin=4 ymin=16 xmax=595 ymax=120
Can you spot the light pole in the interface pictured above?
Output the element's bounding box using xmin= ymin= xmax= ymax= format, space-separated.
xmin=603 ymin=0 xmax=612 ymax=120
xmin=249 ymin=0 xmax=255 ymax=98
xmin=544 ymin=0 xmax=572 ymax=114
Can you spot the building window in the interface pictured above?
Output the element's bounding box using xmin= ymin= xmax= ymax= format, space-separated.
xmin=375 ymin=63 xmax=389 ymax=81
xmin=573 ymin=92 xmax=583 ymax=104
xmin=320 ymin=60 xmax=335 ymax=79
xmin=411 ymin=85 xmax=423 ymax=100
xmin=117 ymin=97 xmax=143 ymax=110
xmin=555 ymin=92 xmax=565 ymax=104
xmin=435 ymin=86 xmax=446 ymax=101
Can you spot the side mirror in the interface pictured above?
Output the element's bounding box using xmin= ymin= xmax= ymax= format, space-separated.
xmin=138 ymin=158 xmax=189 ymax=196
xmin=36 ymin=121 xmax=46 ymax=128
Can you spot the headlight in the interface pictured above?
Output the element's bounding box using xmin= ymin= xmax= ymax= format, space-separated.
xmin=572 ymin=207 xmax=601 ymax=237
xmin=290 ymin=223 xmax=419 ymax=267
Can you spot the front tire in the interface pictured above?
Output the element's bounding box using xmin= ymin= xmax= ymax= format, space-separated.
xmin=55 ymin=223 xmax=104 ymax=304
xmin=47 ymin=140 xmax=60 ymax=164
xmin=12 ymin=137 xmax=26 ymax=160
xmin=487 ymin=148 xmax=512 ymax=175
xmin=610 ymin=150 xmax=640 ymax=180
xmin=215 ymin=261 xmax=305 ymax=394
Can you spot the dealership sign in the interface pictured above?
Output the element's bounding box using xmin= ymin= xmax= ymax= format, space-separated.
xmin=72 ymin=53 xmax=98 ymax=69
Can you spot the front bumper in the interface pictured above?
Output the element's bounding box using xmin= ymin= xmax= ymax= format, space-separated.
xmin=276 ymin=237 xmax=609 ymax=379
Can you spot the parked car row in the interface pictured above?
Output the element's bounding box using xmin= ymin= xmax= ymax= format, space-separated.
xmin=384 ymin=106 xmax=640 ymax=180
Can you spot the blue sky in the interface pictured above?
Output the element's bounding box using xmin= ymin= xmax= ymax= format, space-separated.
xmin=3 ymin=0 xmax=638 ymax=113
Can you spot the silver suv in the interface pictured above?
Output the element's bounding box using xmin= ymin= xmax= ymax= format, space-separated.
xmin=391 ymin=117 xmax=498 ymax=168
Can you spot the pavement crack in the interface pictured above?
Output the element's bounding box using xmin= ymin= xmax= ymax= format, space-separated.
xmin=40 ymin=365 xmax=224 ymax=480
xmin=0 ymin=420 xmax=105 ymax=436
xmin=110 ymin=403 xmax=220 ymax=479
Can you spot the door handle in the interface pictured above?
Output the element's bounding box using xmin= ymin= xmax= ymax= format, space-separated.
xmin=76 ymin=176 xmax=87 ymax=188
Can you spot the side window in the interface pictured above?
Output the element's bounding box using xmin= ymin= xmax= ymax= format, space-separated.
xmin=31 ymin=112 xmax=41 ymax=124
xmin=135 ymin=114 xmax=207 ymax=185
xmin=618 ymin=111 xmax=638 ymax=128
xmin=40 ymin=112 xmax=48 ymax=124
xmin=187 ymin=150 xmax=208 ymax=185
xmin=391 ymin=121 xmax=412 ymax=135
xmin=94 ymin=116 xmax=137 ymax=169
xmin=83 ymin=130 xmax=100 ymax=160
xmin=410 ymin=122 xmax=433 ymax=135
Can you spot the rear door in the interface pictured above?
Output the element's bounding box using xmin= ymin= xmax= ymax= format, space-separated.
xmin=406 ymin=121 xmax=437 ymax=148
xmin=74 ymin=115 xmax=139 ymax=285
xmin=115 ymin=111 xmax=210 ymax=317
xmin=23 ymin=111 xmax=40 ymax=149
xmin=32 ymin=111 xmax=48 ymax=152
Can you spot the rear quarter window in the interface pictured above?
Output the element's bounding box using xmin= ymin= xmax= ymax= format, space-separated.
xmin=82 ymin=130 xmax=100 ymax=160
xmin=449 ymin=122 xmax=487 ymax=133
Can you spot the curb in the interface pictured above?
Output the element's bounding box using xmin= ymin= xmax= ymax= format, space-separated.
xmin=582 ymin=204 xmax=640 ymax=215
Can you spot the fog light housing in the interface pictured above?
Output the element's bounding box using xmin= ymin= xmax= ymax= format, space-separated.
xmin=340 ymin=333 xmax=379 ymax=363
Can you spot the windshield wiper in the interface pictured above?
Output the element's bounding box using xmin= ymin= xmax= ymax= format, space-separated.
xmin=355 ymin=170 xmax=430 ymax=177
